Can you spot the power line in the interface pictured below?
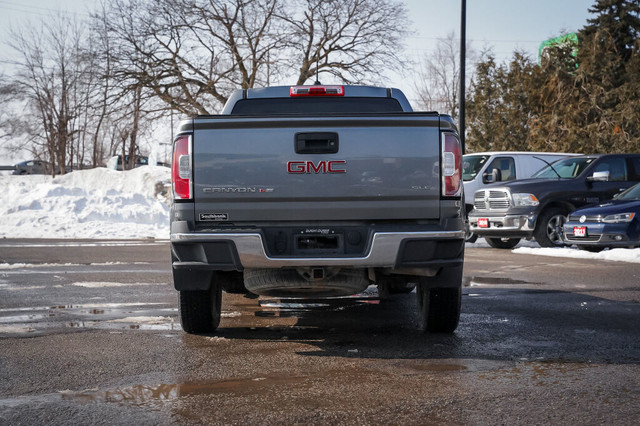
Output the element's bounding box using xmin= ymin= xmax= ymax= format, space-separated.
xmin=407 ymin=35 xmax=546 ymax=44
xmin=0 ymin=0 xmax=93 ymax=18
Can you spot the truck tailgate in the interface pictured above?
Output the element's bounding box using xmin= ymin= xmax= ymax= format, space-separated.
xmin=191 ymin=115 xmax=441 ymax=222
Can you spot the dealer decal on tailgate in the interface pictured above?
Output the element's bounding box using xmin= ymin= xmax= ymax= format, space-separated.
xmin=200 ymin=213 xmax=229 ymax=221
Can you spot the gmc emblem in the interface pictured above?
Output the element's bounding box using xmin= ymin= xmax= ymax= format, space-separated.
xmin=287 ymin=160 xmax=346 ymax=174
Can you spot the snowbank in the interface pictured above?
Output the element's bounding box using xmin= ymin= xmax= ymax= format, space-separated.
xmin=0 ymin=166 xmax=170 ymax=239
xmin=469 ymin=237 xmax=640 ymax=264
xmin=513 ymin=246 xmax=640 ymax=264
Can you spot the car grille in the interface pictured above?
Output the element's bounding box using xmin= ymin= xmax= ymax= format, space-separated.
xmin=568 ymin=214 xmax=602 ymax=222
xmin=565 ymin=234 xmax=601 ymax=242
xmin=474 ymin=190 xmax=511 ymax=211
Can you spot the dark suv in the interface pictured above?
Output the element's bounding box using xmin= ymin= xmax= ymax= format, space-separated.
xmin=468 ymin=154 xmax=640 ymax=248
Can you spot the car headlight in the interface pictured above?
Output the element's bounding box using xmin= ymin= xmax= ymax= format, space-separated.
xmin=602 ymin=212 xmax=635 ymax=223
xmin=512 ymin=193 xmax=539 ymax=207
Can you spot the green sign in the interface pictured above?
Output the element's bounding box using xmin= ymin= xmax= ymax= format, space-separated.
xmin=538 ymin=33 xmax=579 ymax=65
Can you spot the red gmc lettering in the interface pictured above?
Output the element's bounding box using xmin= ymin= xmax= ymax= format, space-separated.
xmin=287 ymin=160 xmax=346 ymax=174
xmin=287 ymin=161 xmax=307 ymax=173
xmin=328 ymin=160 xmax=346 ymax=173
xmin=308 ymin=161 xmax=326 ymax=173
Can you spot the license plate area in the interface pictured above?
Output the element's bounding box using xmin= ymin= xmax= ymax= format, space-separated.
xmin=294 ymin=234 xmax=344 ymax=254
xmin=573 ymin=226 xmax=587 ymax=237
xmin=478 ymin=218 xmax=489 ymax=228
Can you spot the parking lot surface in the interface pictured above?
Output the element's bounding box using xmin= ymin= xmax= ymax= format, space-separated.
xmin=0 ymin=240 xmax=639 ymax=424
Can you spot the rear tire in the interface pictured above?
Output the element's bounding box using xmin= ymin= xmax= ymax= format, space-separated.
xmin=485 ymin=237 xmax=521 ymax=249
xmin=179 ymin=282 xmax=222 ymax=334
xmin=414 ymin=267 xmax=462 ymax=333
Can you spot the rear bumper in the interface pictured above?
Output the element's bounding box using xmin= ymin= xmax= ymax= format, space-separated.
xmin=171 ymin=231 xmax=465 ymax=270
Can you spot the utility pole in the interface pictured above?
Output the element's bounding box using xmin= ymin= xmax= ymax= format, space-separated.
xmin=459 ymin=0 xmax=466 ymax=152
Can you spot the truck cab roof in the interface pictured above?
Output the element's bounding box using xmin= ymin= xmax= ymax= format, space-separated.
xmin=220 ymin=85 xmax=414 ymax=115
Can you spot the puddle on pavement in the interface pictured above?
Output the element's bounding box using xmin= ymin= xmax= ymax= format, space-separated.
xmin=48 ymin=303 xmax=166 ymax=310
xmin=0 ymin=376 xmax=310 ymax=409
xmin=0 ymin=363 xmax=474 ymax=410
xmin=59 ymin=376 xmax=308 ymax=406
xmin=463 ymin=276 xmax=537 ymax=287
xmin=0 ymin=313 xmax=52 ymax=323
xmin=2 ymin=288 xmax=387 ymax=334
xmin=0 ymin=303 xmax=178 ymax=334
xmin=0 ymin=241 xmax=166 ymax=248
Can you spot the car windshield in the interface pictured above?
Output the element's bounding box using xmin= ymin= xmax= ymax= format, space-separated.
xmin=532 ymin=157 xmax=595 ymax=179
xmin=462 ymin=155 xmax=490 ymax=182
xmin=618 ymin=183 xmax=640 ymax=200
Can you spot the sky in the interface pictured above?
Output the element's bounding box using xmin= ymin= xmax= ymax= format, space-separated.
xmin=0 ymin=0 xmax=595 ymax=163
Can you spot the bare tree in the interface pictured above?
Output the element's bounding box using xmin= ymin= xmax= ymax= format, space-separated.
xmin=100 ymin=0 xmax=409 ymax=114
xmin=100 ymin=0 xmax=287 ymax=115
xmin=87 ymin=0 xmax=169 ymax=169
xmin=3 ymin=15 xmax=94 ymax=175
xmin=85 ymin=5 xmax=113 ymax=168
xmin=413 ymin=32 xmax=476 ymax=119
xmin=283 ymin=0 xmax=409 ymax=85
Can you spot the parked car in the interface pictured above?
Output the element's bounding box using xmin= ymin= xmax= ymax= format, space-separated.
xmin=468 ymin=153 xmax=640 ymax=248
xmin=106 ymin=155 xmax=150 ymax=171
xmin=12 ymin=160 xmax=59 ymax=175
xmin=462 ymin=151 xmax=577 ymax=242
xmin=563 ymin=182 xmax=640 ymax=251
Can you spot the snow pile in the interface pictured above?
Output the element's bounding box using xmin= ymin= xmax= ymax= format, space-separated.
xmin=513 ymin=246 xmax=640 ymax=264
xmin=470 ymin=237 xmax=639 ymax=264
xmin=0 ymin=166 xmax=171 ymax=239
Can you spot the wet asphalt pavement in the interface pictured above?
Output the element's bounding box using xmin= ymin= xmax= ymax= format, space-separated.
xmin=0 ymin=239 xmax=639 ymax=425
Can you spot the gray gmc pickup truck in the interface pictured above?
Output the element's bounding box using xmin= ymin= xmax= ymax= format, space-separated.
xmin=170 ymin=85 xmax=465 ymax=334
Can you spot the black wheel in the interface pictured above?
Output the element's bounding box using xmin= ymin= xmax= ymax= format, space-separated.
xmin=485 ymin=237 xmax=521 ymax=249
xmin=414 ymin=266 xmax=462 ymax=333
xmin=578 ymin=245 xmax=605 ymax=253
xmin=534 ymin=207 xmax=568 ymax=247
xmin=179 ymin=282 xmax=222 ymax=334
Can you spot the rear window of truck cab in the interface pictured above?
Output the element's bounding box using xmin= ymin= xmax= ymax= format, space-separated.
xmin=230 ymin=97 xmax=404 ymax=115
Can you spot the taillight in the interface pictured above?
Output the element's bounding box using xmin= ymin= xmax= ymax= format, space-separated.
xmin=172 ymin=135 xmax=192 ymax=200
xmin=442 ymin=132 xmax=462 ymax=197
xmin=290 ymin=85 xmax=345 ymax=97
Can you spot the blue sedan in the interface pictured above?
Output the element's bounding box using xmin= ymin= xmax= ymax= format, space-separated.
xmin=564 ymin=182 xmax=640 ymax=251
